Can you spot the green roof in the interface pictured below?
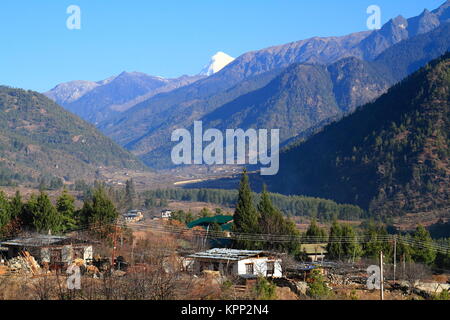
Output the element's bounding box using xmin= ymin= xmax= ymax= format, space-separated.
xmin=187 ymin=215 xmax=233 ymax=229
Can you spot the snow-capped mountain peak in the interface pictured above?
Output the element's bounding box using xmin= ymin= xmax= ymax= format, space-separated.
xmin=200 ymin=51 xmax=235 ymax=76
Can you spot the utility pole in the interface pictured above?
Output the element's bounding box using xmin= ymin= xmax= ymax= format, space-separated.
xmin=393 ymin=236 xmax=397 ymax=284
xmin=111 ymin=220 xmax=118 ymax=273
xmin=380 ymin=251 xmax=384 ymax=301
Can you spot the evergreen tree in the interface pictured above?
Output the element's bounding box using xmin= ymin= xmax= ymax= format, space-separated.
xmin=233 ymin=169 xmax=260 ymax=249
xmin=199 ymin=207 xmax=213 ymax=218
xmin=362 ymin=220 xmax=391 ymax=259
xmin=29 ymin=192 xmax=63 ymax=233
xmin=341 ymin=224 xmax=362 ymax=261
xmin=56 ymin=189 xmax=77 ymax=231
xmin=327 ymin=220 xmax=343 ymax=260
xmin=411 ymin=225 xmax=436 ymax=265
xmin=9 ymin=191 xmax=23 ymax=219
xmin=83 ymin=187 xmax=119 ymax=226
xmin=258 ymin=185 xmax=282 ymax=235
xmin=304 ymin=219 xmax=327 ymax=243
xmin=0 ymin=191 xmax=11 ymax=230
xmin=257 ymin=184 xmax=300 ymax=253
xmin=125 ymin=179 xmax=136 ymax=210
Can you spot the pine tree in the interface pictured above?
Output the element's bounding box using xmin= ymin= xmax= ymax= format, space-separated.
xmin=304 ymin=219 xmax=327 ymax=243
xmin=9 ymin=191 xmax=23 ymax=219
xmin=257 ymin=184 xmax=301 ymax=253
xmin=30 ymin=192 xmax=63 ymax=233
xmin=341 ymin=224 xmax=362 ymax=261
xmin=125 ymin=179 xmax=136 ymax=210
xmin=411 ymin=225 xmax=436 ymax=265
xmin=362 ymin=221 xmax=391 ymax=259
xmin=56 ymin=189 xmax=77 ymax=231
xmin=0 ymin=191 xmax=11 ymax=230
xmin=327 ymin=220 xmax=343 ymax=260
xmin=258 ymin=185 xmax=281 ymax=235
xmin=88 ymin=187 xmax=118 ymax=225
xmin=233 ymin=169 xmax=260 ymax=249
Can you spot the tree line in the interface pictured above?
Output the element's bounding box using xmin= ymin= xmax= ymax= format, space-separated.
xmin=143 ymin=186 xmax=365 ymax=222
xmin=0 ymin=187 xmax=119 ymax=239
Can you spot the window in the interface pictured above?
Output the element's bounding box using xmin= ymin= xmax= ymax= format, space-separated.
xmin=50 ymin=249 xmax=62 ymax=262
xmin=266 ymin=262 xmax=275 ymax=276
xmin=245 ymin=263 xmax=254 ymax=275
xmin=73 ymin=247 xmax=84 ymax=259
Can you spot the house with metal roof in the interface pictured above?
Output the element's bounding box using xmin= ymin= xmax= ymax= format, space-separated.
xmin=188 ymin=248 xmax=282 ymax=278
xmin=1 ymin=235 xmax=94 ymax=269
xmin=300 ymin=243 xmax=327 ymax=262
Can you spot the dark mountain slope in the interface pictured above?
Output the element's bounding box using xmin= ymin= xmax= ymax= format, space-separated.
xmin=266 ymin=53 xmax=450 ymax=219
xmin=201 ymin=58 xmax=392 ymax=142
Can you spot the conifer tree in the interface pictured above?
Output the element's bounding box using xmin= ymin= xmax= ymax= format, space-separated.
xmin=327 ymin=220 xmax=343 ymax=260
xmin=258 ymin=185 xmax=281 ymax=235
xmin=257 ymin=184 xmax=301 ymax=253
xmin=30 ymin=192 xmax=63 ymax=233
xmin=56 ymin=189 xmax=77 ymax=231
xmin=305 ymin=218 xmax=327 ymax=243
xmin=233 ymin=169 xmax=260 ymax=249
xmin=0 ymin=191 xmax=11 ymax=230
xmin=9 ymin=191 xmax=23 ymax=219
xmin=88 ymin=187 xmax=118 ymax=225
xmin=411 ymin=225 xmax=436 ymax=265
xmin=341 ymin=224 xmax=362 ymax=261
xmin=125 ymin=179 xmax=136 ymax=210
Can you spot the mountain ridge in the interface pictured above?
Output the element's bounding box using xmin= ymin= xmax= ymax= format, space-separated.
xmin=0 ymin=86 xmax=146 ymax=186
xmin=265 ymin=53 xmax=450 ymax=219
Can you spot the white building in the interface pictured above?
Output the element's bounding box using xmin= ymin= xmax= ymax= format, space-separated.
xmin=161 ymin=210 xmax=172 ymax=219
xmin=123 ymin=210 xmax=143 ymax=223
xmin=188 ymin=248 xmax=282 ymax=278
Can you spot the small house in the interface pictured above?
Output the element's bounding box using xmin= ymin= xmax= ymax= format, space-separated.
xmin=123 ymin=209 xmax=143 ymax=222
xmin=300 ymin=243 xmax=327 ymax=262
xmin=188 ymin=248 xmax=282 ymax=278
xmin=161 ymin=210 xmax=172 ymax=219
xmin=1 ymin=235 xmax=94 ymax=269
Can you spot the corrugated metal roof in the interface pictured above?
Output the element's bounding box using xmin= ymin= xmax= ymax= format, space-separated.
xmin=1 ymin=235 xmax=91 ymax=247
xmin=188 ymin=248 xmax=266 ymax=261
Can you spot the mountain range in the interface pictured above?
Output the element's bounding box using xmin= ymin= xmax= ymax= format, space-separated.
xmin=264 ymin=52 xmax=450 ymax=220
xmin=42 ymin=1 xmax=450 ymax=173
xmin=92 ymin=1 xmax=450 ymax=169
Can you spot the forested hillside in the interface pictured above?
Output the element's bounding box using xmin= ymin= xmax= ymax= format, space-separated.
xmin=0 ymin=87 xmax=146 ymax=186
xmin=266 ymin=53 xmax=450 ymax=219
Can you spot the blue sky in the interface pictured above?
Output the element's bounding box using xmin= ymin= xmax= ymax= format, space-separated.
xmin=0 ymin=0 xmax=445 ymax=92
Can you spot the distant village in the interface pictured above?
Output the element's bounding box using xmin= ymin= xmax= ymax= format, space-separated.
xmin=1 ymin=199 xmax=449 ymax=300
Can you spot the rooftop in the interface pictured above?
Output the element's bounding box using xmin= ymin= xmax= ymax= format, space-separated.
xmin=187 ymin=215 xmax=233 ymax=230
xmin=188 ymin=248 xmax=268 ymax=261
xmin=1 ymin=235 xmax=92 ymax=247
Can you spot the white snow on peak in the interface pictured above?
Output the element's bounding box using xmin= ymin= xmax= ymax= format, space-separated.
xmin=200 ymin=51 xmax=235 ymax=76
